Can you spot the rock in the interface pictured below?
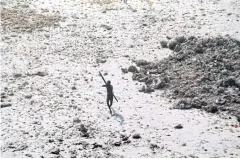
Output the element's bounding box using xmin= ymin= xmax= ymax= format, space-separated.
xmin=121 ymin=68 xmax=128 ymax=73
xmin=96 ymin=58 xmax=106 ymax=63
xmin=13 ymin=73 xmax=22 ymax=78
xmin=206 ymin=106 xmax=218 ymax=113
xmin=114 ymin=142 xmax=121 ymax=146
xmin=132 ymin=133 xmax=141 ymax=139
xmin=101 ymin=24 xmax=112 ymax=30
xmin=134 ymin=60 xmax=149 ymax=67
xmin=25 ymin=154 xmax=33 ymax=157
xmin=36 ymin=71 xmax=47 ymax=76
xmin=104 ymin=72 xmax=108 ymax=75
xmin=173 ymin=100 xmax=191 ymax=110
xmin=78 ymin=124 xmax=88 ymax=133
xmin=160 ymin=40 xmax=168 ymax=48
xmin=215 ymin=97 xmax=226 ymax=105
xmin=182 ymin=143 xmax=186 ymax=146
xmin=128 ymin=66 xmax=138 ymax=73
xmin=50 ymin=147 xmax=60 ymax=155
xmin=25 ymin=94 xmax=32 ymax=99
xmin=92 ymin=142 xmax=102 ymax=149
xmin=1 ymin=103 xmax=12 ymax=108
xmin=120 ymin=134 xmax=129 ymax=141
xmin=150 ymin=143 xmax=159 ymax=150
xmin=153 ymin=77 xmax=168 ymax=89
xmin=168 ymin=40 xmax=177 ymax=50
xmin=174 ymin=124 xmax=183 ymax=129
xmin=175 ymin=36 xmax=187 ymax=43
xmin=73 ymin=117 xmax=81 ymax=123
xmin=72 ymin=86 xmax=77 ymax=90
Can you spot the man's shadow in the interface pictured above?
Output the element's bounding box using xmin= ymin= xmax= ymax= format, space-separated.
xmin=111 ymin=108 xmax=125 ymax=125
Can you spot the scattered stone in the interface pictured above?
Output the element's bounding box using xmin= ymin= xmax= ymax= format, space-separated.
xmin=206 ymin=106 xmax=218 ymax=113
xmin=96 ymin=58 xmax=107 ymax=63
xmin=182 ymin=143 xmax=186 ymax=146
xmin=25 ymin=94 xmax=32 ymax=99
xmin=128 ymin=66 xmax=138 ymax=73
xmin=72 ymin=86 xmax=77 ymax=90
xmin=150 ymin=143 xmax=159 ymax=150
xmin=73 ymin=117 xmax=81 ymax=123
xmin=50 ymin=147 xmax=60 ymax=155
xmin=134 ymin=60 xmax=149 ymax=67
xmin=160 ymin=40 xmax=168 ymax=48
xmin=25 ymin=154 xmax=33 ymax=157
xmin=114 ymin=142 xmax=121 ymax=146
xmin=36 ymin=71 xmax=47 ymax=77
xmin=132 ymin=133 xmax=141 ymax=139
xmin=92 ymin=142 xmax=102 ymax=149
xmin=1 ymin=103 xmax=12 ymax=108
xmin=100 ymin=24 xmax=113 ymax=30
xmin=121 ymin=68 xmax=128 ymax=73
xmin=13 ymin=73 xmax=22 ymax=78
xmin=174 ymin=124 xmax=183 ymax=129
xmin=168 ymin=40 xmax=177 ymax=50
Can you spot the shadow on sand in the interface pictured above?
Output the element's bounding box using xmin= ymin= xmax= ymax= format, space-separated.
xmin=111 ymin=108 xmax=125 ymax=125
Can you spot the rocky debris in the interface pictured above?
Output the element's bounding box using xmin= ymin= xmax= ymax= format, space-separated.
xmin=72 ymin=86 xmax=77 ymax=90
xmin=1 ymin=102 xmax=12 ymax=108
xmin=73 ymin=117 xmax=81 ymax=123
xmin=120 ymin=134 xmax=130 ymax=141
xmin=150 ymin=143 xmax=160 ymax=151
xmin=160 ymin=40 xmax=168 ymax=48
xmin=50 ymin=147 xmax=60 ymax=155
xmin=205 ymin=106 xmax=218 ymax=113
xmin=36 ymin=71 xmax=47 ymax=77
xmin=128 ymin=65 xmax=138 ymax=73
xmin=77 ymin=124 xmax=89 ymax=137
xmin=96 ymin=58 xmax=107 ymax=63
xmin=132 ymin=133 xmax=141 ymax=139
xmin=24 ymin=94 xmax=32 ymax=99
xmin=100 ymin=24 xmax=113 ymax=30
xmin=134 ymin=60 xmax=149 ymax=67
xmin=139 ymin=85 xmax=154 ymax=93
xmin=92 ymin=142 xmax=102 ymax=149
xmin=13 ymin=73 xmax=22 ymax=78
xmin=114 ymin=141 xmax=121 ymax=146
xmin=174 ymin=124 xmax=183 ymax=129
xmin=121 ymin=68 xmax=128 ymax=73
xmin=125 ymin=36 xmax=240 ymax=118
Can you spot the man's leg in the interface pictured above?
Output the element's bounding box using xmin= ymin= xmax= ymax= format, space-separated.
xmin=107 ymin=96 xmax=112 ymax=114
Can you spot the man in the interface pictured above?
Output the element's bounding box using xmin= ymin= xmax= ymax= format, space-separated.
xmin=102 ymin=80 xmax=114 ymax=114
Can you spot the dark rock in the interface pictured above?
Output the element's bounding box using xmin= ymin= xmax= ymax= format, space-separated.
xmin=101 ymin=24 xmax=113 ymax=30
xmin=96 ymin=58 xmax=107 ymax=63
xmin=206 ymin=106 xmax=218 ymax=113
xmin=134 ymin=60 xmax=149 ymax=67
xmin=114 ymin=142 xmax=121 ymax=146
xmin=175 ymin=36 xmax=187 ymax=43
xmin=160 ymin=41 xmax=168 ymax=48
xmin=174 ymin=124 xmax=183 ymax=129
xmin=150 ymin=143 xmax=159 ymax=150
xmin=72 ymin=86 xmax=77 ymax=90
xmin=173 ymin=100 xmax=191 ymax=109
xmin=92 ymin=142 xmax=102 ymax=149
xmin=25 ymin=94 xmax=32 ymax=99
xmin=36 ymin=71 xmax=47 ymax=76
xmin=168 ymin=40 xmax=177 ymax=50
xmin=215 ymin=97 xmax=226 ymax=105
xmin=73 ymin=117 xmax=81 ymax=123
xmin=132 ymin=133 xmax=141 ymax=139
xmin=50 ymin=147 xmax=60 ymax=155
xmin=128 ymin=66 xmax=138 ymax=73
xmin=13 ymin=73 xmax=22 ymax=78
xmin=1 ymin=103 xmax=12 ymax=108
xmin=121 ymin=68 xmax=128 ymax=73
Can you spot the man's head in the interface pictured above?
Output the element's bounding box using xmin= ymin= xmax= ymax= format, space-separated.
xmin=107 ymin=80 xmax=111 ymax=85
